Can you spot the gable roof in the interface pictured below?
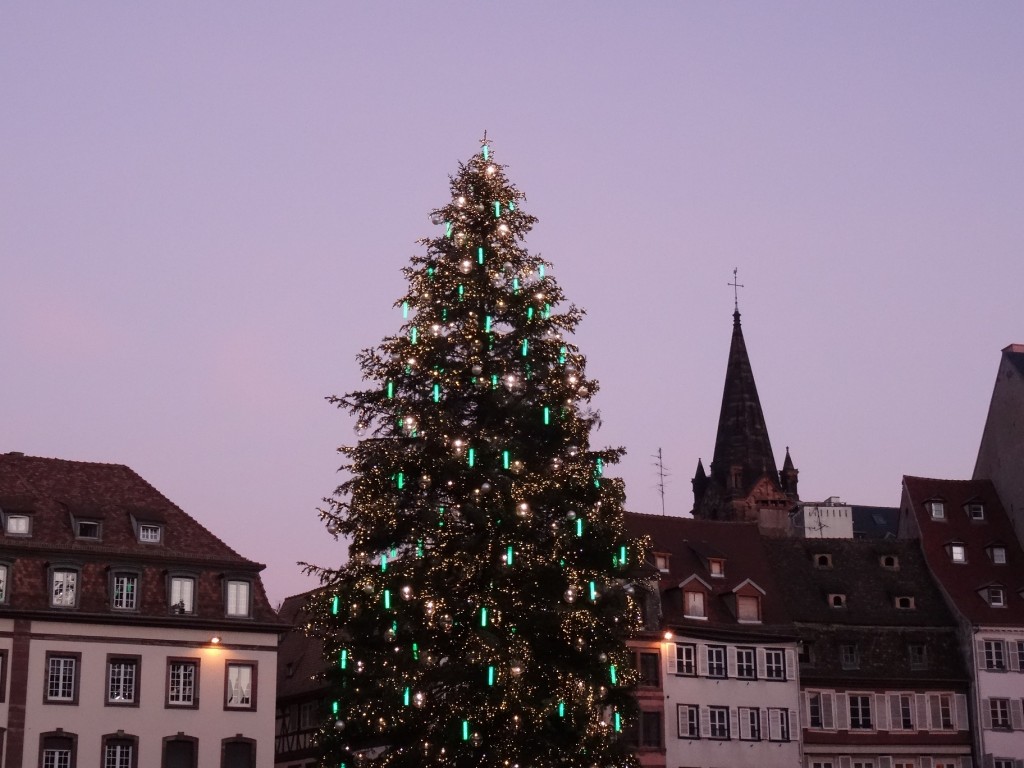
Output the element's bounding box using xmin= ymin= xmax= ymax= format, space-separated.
xmin=624 ymin=512 xmax=792 ymax=632
xmin=902 ymin=476 xmax=1024 ymax=626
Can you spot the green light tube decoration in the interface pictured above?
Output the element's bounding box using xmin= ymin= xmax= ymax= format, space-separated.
xmin=609 ymin=664 xmax=618 ymax=685
xmin=484 ymin=315 xmax=492 ymax=332
xmin=462 ymin=721 xmax=470 ymax=741
xmin=331 ymin=595 xmax=340 ymax=615
xmin=412 ymin=642 xmax=419 ymax=660
xmin=402 ymin=301 xmax=409 ymax=318
xmin=502 ymin=450 xmax=510 ymax=470
xmin=480 ymin=606 xmax=488 ymax=627
xmin=487 ymin=665 xmax=495 ymax=686
xmin=559 ymin=345 xmax=567 ymax=364
xmin=478 ymin=246 xmax=485 ymax=264
xmin=410 ymin=327 xmax=418 ymax=345
xmin=521 ymin=339 xmax=529 ymax=356
xmin=333 ymin=700 xmax=339 ymax=715
xmin=468 ymin=447 xmax=476 ymax=467
xmin=383 ymin=589 xmax=391 ymax=610
xmin=506 ymin=545 xmax=514 ymax=566
xmin=340 ymin=650 xmax=348 ymax=670
xmin=589 ymin=581 xmax=597 ymax=602
xmin=387 ymin=381 xmax=394 ymax=399
xmin=614 ymin=712 xmax=622 ymax=732
xmin=381 ymin=553 xmax=388 ymax=572
xmin=527 ymin=306 xmax=534 ymax=320
xmin=575 ymin=518 xmax=584 ymax=537
xmin=543 ymin=406 xmax=550 ymax=425
xmin=494 ymin=201 xmax=501 ymax=217
xmin=433 ymin=384 xmax=441 ymax=403
xmin=445 ymin=222 xmax=452 ymax=238
xmin=403 ymin=687 xmax=411 ymax=706
xmin=558 ymin=701 xmax=566 ymax=717
xmin=395 ymin=472 xmax=405 ymax=490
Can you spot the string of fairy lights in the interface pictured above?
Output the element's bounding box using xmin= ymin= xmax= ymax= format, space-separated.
xmin=309 ymin=138 xmax=647 ymax=768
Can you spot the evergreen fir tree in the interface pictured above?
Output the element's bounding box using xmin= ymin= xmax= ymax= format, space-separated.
xmin=310 ymin=137 xmax=645 ymax=768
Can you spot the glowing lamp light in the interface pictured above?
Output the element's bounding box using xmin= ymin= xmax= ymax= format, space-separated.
xmin=210 ymin=636 xmax=221 ymax=645
xmin=663 ymin=631 xmax=674 ymax=641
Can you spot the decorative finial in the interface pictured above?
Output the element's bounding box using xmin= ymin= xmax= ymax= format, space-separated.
xmin=728 ymin=268 xmax=744 ymax=314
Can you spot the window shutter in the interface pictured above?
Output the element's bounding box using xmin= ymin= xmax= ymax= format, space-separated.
xmin=739 ymin=708 xmax=752 ymax=740
xmin=667 ymin=649 xmax=678 ymax=675
xmin=768 ymin=708 xmax=780 ymax=740
xmin=889 ymin=694 xmax=902 ymax=730
xmin=697 ymin=645 xmax=708 ymax=677
xmin=788 ymin=708 xmax=797 ymax=739
xmin=1011 ymin=698 xmax=1024 ymax=730
xmin=785 ymin=648 xmax=796 ymax=680
xmin=729 ymin=706 xmax=739 ymax=739
xmin=981 ymin=698 xmax=992 ymax=729
xmin=756 ymin=646 xmax=766 ymax=678
xmin=1009 ymin=646 xmax=1021 ymax=672
xmin=874 ymin=693 xmax=889 ymax=731
xmin=727 ymin=646 xmax=737 ymax=678
xmin=700 ymin=705 xmax=711 ymax=738
xmin=976 ymin=637 xmax=987 ymax=668
xmin=955 ymin=693 xmax=969 ymax=731
xmin=676 ymin=705 xmax=687 ymax=736
xmin=835 ymin=692 xmax=849 ymax=730
xmin=929 ymin=693 xmax=941 ymax=731
xmin=916 ymin=693 xmax=929 ymax=730
xmin=879 ymin=757 xmax=893 ymax=768
xmin=822 ymin=692 xmax=835 ymax=730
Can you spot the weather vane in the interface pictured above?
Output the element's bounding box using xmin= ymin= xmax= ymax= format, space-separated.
xmin=728 ymin=267 xmax=744 ymax=312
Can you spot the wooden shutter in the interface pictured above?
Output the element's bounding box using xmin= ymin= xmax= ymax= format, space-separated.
xmin=1011 ymin=698 xmax=1024 ymax=730
xmin=916 ymin=693 xmax=929 ymax=730
xmin=889 ymin=693 xmax=903 ymax=731
xmin=697 ymin=644 xmax=708 ymax=677
xmin=788 ymin=708 xmax=798 ymax=739
xmin=739 ymin=707 xmax=752 ymax=740
xmin=929 ymin=693 xmax=941 ymax=731
xmin=955 ymin=693 xmax=969 ymax=731
xmin=767 ymin=708 xmax=780 ymax=740
xmin=756 ymin=646 xmax=766 ymax=678
xmin=1009 ymin=642 xmax=1021 ymax=672
xmin=976 ymin=637 xmax=987 ymax=669
xmin=835 ymin=692 xmax=849 ymax=730
xmin=667 ymin=647 xmax=678 ymax=675
xmin=822 ymin=692 xmax=835 ymax=730
xmin=874 ymin=693 xmax=889 ymax=730
xmin=700 ymin=705 xmax=711 ymax=738
xmin=727 ymin=646 xmax=737 ymax=678
xmin=729 ymin=706 xmax=739 ymax=739
xmin=981 ymin=698 xmax=992 ymax=729
xmin=785 ymin=648 xmax=796 ymax=680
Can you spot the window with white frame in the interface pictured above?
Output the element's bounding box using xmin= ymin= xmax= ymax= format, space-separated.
xmin=768 ymin=708 xmax=790 ymax=741
xmin=225 ymin=662 xmax=255 ymax=709
xmin=138 ymin=523 xmax=162 ymax=543
xmin=988 ymin=586 xmax=1006 ymax=607
xmin=51 ymin=568 xmax=78 ymax=607
xmin=107 ymin=657 xmax=139 ymax=704
xmin=683 ymin=590 xmax=705 ymax=618
xmin=765 ymin=648 xmax=786 ymax=680
xmin=46 ymin=653 xmax=78 ymax=703
xmin=674 ymin=643 xmax=696 ymax=676
xmin=895 ymin=693 xmax=914 ymax=729
xmin=849 ymin=694 xmax=873 ymax=729
xmin=908 ymin=644 xmax=928 ymax=670
xmin=990 ymin=546 xmax=1007 ymax=564
xmin=950 ymin=543 xmax=967 ymax=563
xmin=931 ymin=693 xmax=953 ymax=729
xmin=112 ymin=573 xmax=138 ymax=610
xmin=708 ymin=558 xmax=725 ymax=577
xmin=736 ymin=594 xmax=761 ymax=622
xmin=708 ymin=706 xmax=729 ymax=739
xmin=5 ymin=513 xmax=31 ymax=535
xmin=967 ymin=502 xmax=985 ymax=520
xmin=41 ymin=733 xmax=74 ymax=768
xmin=706 ymin=645 xmax=726 ymax=677
xmin=1016 ymin=640 xmax=1024 ymax=670
xmin=167 ymin=659 xmax=198 ymax=707
xmin=654 ymin=554 xmax=669 ymax=573
xmin=226 ymin=580 xmax=250 ymax=617
xmin=299 ymin=701 xmax=318 ymax=729
xmin=995 ymin=760 xmax=1016 ymax=768
xmin=677 ymin=704 xmax=699 ymax=739
xmin=990 ymin=698 xmax=1010 ymax=728
xmin=808 ymin=693 xmax=824 ymax=729
xmin=736 ymin=647 xmax=756 ymax=679
xmin=170 ymin=576 xmax=195 ymax=614
xmin=739 ymin=706 xmax=760 ymax=740
xmin=75 ymin=519 xmax=100 ymax=539
xmin=930 ymin=501 xmax=945 ymax=519
xmin=102 ymin=734 xmax=135 ymax=768
xmin=984 ymin=639 xmax=1006 ymax=669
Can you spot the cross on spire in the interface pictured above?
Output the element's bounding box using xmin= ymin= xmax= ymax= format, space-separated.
xmin=728 ymin=268 xmax=744 ymax=313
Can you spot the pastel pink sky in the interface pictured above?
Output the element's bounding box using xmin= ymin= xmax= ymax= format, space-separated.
xmin=2 ymin=3 xmax=1022 ymax=604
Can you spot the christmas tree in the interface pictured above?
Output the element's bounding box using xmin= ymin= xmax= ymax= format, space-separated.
xmin=310 ymin=137 xmax=645 ymax=768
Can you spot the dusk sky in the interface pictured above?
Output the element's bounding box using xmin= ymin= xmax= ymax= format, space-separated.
xmin=2 ymin=3 xmax=1022 ymax=604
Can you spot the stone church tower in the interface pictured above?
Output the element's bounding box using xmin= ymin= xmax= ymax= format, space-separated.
xmin=691 ymin=308 xmax=798 ymax=535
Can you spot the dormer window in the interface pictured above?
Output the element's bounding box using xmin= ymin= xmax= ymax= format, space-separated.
xmin=683 ymin=590 xmax=706 ymax=619
xmin=989 ymin=546 xmax=1007 ymax=565
xmin=139 ymin=523 xmax=162 ymax=543
xmin=76 ymin=520 xmax=101 ymax=540
xmin=966 ymin=502 xmax=985 ymax=521
xmin=708 ymin=558 xmax=725 ymax=578
xmin=654 ymin=554 xmax=670 ymax=573
xmin=736 ymin=594 xmax=761 ymax=623
xmin=929 ymin=501 xmax=946 ymax=520
xmin=894 ymin=596 xmax=915 ymax=610
xmin=949 ymin=543 xmax=967 ymax=563
xmin=4 ymin=513 xmax=31 ymax=536
xmin=829 ymin=593 xmax=847 ymax=608
xmin=814 ymin=554 xmax=833 ymax=569
xmin=880 ymin=554 xmax=899 ymax=570
xmin=840 ymin=644 xmax=860 ymax=669
xmin=988 ymin=586 xmax=1006 ymax=608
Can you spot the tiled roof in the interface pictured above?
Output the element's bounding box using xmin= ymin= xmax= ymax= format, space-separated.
xmin=762 ymin=537 xmax=955 ymax=627
xmin=277 ymin=589 xmax=329 ymax=700
xmin=903 ymin=476 xmax=1024 ymax=626
xmin=0 ymin=452 xmax=279 ymax=624
xmin=624 ymin=513 xmax=793 ymax=632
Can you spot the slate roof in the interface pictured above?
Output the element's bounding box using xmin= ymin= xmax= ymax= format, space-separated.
xmin=277 ymin=589 xmax=329 ymax=700
xmin=851 ymin=505 xmax=900 ymax=539
xmin=902 ymin=476 xmax=1024 ymax=626
xmin=624 ymin=512 xmax=793 ymax=635
xmin=0 ymin=451 xmax=279 ymax=624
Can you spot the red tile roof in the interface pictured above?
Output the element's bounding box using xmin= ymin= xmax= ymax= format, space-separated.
xmin=902 ymin=476 xmax=1024 ymax=626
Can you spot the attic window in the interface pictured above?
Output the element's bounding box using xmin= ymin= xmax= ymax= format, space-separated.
xmin=654 ymin=554 xmax=670 ymax=573
xmin=988 ymin=587 xmax=1006 ymax=608
xmin=829 ymin=593 xmax=846 ymax=608
xmin=814 ymin=554 xmax=833 ymax=569
xmin=76 ymin=520 xmax=101 ymax=540
xmin=5 ymin=514 xmax=31 ymax=536
xmin=989 ymin=546 xmax=1007 ymax=565
xmin=736 ymin=594 xmax=761 ymax=623
xmin=894 ymin=596 xmax=915 ymax=610
xmin=929 ymin=501 xmax=945 ymax=520
xmin=949 ymin=543 xmax=967 ymax=564
xmin=840 ymin=644 xmax=860 ymax=670
xmin=908 ymin=644 xmax=928 ymax=670
xmin=708 ymin=558 xmax=725 ymax=578
xmin=683 ymin=590 xmax=706 ymax=619
xmin=880 ymin=555 xmax=899 ymax=570
xmin=139 ymin=524 xmax=162 ymax=543
xmin=966 ymin=503 xmax=985 ymax=521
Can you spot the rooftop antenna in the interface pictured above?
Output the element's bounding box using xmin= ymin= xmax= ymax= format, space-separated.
xmin=728 ymin=267 xmax=744 ymax=313
xmin=653 ymin=448 xmax=671 ymax=516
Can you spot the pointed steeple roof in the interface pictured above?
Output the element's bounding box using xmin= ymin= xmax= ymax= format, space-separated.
xmin=709 ymin=309 xmax=779 ymax=491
